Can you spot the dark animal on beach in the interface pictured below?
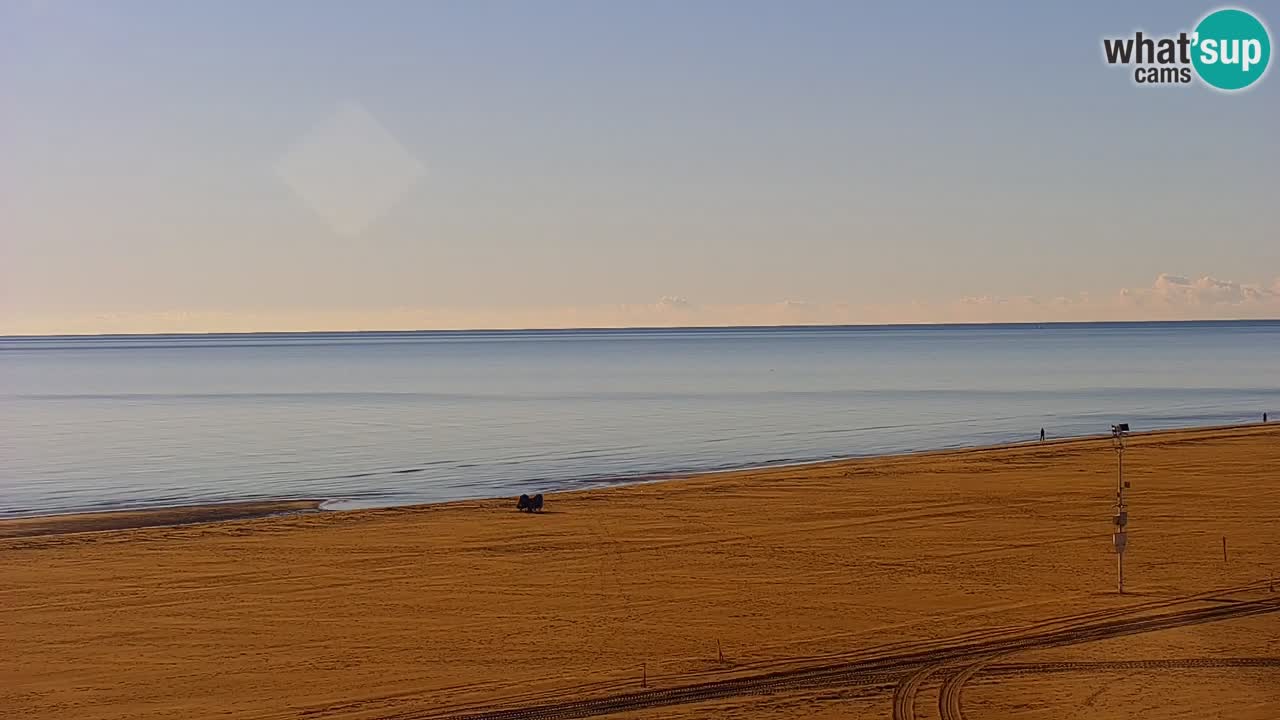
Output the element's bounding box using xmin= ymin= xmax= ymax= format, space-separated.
xmin=516 ymin=493 xmax=544 ymax=512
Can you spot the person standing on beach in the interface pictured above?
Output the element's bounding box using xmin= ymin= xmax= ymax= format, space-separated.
xmin=1265 ymin=412 xmax=1269 ymax=423
xmin=1040 ymin=428 xmax=1045 ymax=442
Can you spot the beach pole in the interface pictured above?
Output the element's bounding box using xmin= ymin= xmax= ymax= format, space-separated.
xmin=1111 ymin=424 xmax=1129 ymax=594
xmin=1222 ymin=536 xmax=1228 ymax=563
xmin=1117 ymin=546 xmax=1123 ymax=594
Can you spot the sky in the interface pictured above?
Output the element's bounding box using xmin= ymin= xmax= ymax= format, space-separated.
xmin=2 ymin=0 xmax=1278 ymax=334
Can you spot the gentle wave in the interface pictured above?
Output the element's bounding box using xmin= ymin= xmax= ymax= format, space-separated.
xmin=1 ymin=322 xmax=1276 ymax=518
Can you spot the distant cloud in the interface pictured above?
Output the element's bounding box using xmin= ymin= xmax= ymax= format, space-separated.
xmin=5 ymin=274 xmax=1278 ymax=335
xmin=948 ymin=274 xmax=1280 ymax=323
xmin=1126 ymin=274 xmax=1276 ymax=307
xmin=1155 ymin=274 xmax=1191 ymax=287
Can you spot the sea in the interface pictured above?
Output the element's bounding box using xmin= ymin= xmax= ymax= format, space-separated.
xmin=1 ymin=321 xmax=1276 ymax=518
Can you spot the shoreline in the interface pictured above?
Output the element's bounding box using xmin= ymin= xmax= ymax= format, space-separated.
xmin=3 ymin=420 xmax=1273 ymax=539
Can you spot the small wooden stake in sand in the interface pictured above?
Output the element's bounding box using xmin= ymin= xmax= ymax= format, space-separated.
xmin=1222 ymin=536 xmax=1228 ymax=563
xmin=717 ymin=639 xmax=725 ymax=664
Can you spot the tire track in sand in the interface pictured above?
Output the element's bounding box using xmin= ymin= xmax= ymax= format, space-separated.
xmin=891 ymin=663 xmax=942 ymax=720
xmin=937 ymin=655 xmax=1001 ymax=720
xmin=384 ymin=596 xmax=1279 ymax=720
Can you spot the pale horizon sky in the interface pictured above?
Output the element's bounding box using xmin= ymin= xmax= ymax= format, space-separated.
xmin=3 ymin=1 xmax=1278 ymax=335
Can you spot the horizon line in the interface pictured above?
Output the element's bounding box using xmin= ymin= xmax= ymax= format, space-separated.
xmin=4 ymin=317 xmax=1279 ymax=341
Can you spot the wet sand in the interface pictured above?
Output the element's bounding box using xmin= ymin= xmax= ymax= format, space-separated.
xmin=2 ymin=425 xmax=1278 ymax=719
xmin=0 ymin=500 xmax=322 ymax=539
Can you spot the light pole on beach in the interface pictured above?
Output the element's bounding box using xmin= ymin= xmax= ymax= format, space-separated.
xmin=1111 ymin=423 xmax=1130 ymax=594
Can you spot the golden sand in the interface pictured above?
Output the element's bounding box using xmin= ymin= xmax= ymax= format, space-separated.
xmin=2 ymin=425 xmax=1278 ymax=719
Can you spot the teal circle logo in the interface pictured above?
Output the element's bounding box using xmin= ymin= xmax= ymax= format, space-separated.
xmin=1192 ymin=8 xmax=1271 ymax=91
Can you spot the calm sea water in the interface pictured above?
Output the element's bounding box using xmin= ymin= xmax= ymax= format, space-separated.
xmin=1 ymin=322 xmax=1276 ymax=518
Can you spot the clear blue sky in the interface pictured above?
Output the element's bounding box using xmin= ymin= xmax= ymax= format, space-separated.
xmin=2 ymin=1 xmax=1277 ymax=332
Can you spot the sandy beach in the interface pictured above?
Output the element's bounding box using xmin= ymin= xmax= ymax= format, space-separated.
xmin=3 ymin=424 xmax=1278 ymax=720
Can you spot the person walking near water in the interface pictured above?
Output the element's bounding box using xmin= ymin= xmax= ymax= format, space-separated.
xmin=1040 ymin=428 xmax=1045 ymax=442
